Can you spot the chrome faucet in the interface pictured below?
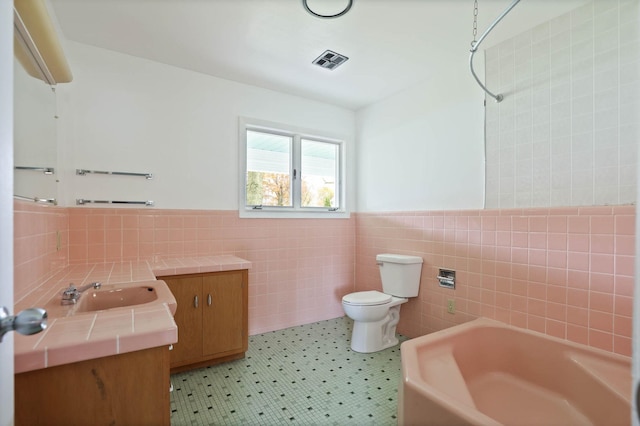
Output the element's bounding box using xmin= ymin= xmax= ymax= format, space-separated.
xmin=61 ymin=282 xmax=102 ymax=305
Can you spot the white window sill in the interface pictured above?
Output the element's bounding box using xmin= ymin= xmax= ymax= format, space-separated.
xmin=239 ymin=209 xmax=350 ymax=219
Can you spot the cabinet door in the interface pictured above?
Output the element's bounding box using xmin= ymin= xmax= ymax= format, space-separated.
xmin=202 ymin=271 xmax=245 ymax=356
xmin=16 ymin=346 xmax=170 ymax=426
xmin=164 ymin=276 xmax=203 ymax=364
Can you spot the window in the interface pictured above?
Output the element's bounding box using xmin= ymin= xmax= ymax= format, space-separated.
xmin=240 ymin=118 xmax=346 ymax=218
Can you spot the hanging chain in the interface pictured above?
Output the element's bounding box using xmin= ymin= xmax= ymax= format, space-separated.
xmin=471 ymin=0 xmax=479 ymax=47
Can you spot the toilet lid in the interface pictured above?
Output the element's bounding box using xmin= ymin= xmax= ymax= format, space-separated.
xmin=342 ymin=291 xmax=392 ymax=306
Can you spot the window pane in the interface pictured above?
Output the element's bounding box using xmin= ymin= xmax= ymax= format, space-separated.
xmin=246 ymin=130 xmax=292 ymax=207
xmin=301 ymin=139 xmax=339 ymax=208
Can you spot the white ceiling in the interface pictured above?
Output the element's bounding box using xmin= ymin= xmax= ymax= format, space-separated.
xmin=49 ymin=0 xmax=590 ymax=110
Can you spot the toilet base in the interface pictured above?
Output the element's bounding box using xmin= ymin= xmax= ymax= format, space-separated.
xmin=349 ymin=305 xmax=402 ymax=353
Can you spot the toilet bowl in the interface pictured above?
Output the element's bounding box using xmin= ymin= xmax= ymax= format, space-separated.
xmin=342 ymin=291 xmax=407 ymax=353
xmin=342 ymin=254 xmax=423 ymax=353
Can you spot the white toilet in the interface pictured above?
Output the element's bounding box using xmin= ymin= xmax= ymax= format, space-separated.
xmin=342 ymin=254 xmax=423 ymax=353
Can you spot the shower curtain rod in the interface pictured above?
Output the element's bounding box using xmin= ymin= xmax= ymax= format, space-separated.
xmin=469 ymin=0 xmax=521 ymax=103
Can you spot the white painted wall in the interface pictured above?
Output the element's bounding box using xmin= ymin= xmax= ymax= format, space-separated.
xmin=57 ymin=42 xmax=356 ymax=211
xmin=355 ymin=57 xmax=486 ymax=212
xmin=354 ymin=0 xmax=633 ymax=213
xmin=53 ymin=2 xmax=596 ymax=214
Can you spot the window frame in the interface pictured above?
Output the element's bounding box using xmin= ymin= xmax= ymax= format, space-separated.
xmin=239 ymin=117 xmax=348 ymax=219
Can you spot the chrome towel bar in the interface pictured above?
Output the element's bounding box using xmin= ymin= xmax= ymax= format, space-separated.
xmin=14 ymin=195 xmax=57 ymax=205
xmin=15 ymin=166 xmax=55 ymax=174
xmin=76 ymin=199 xmax=154 ymax=206
xmin=76 ymin=169 xmax=153 ymax=179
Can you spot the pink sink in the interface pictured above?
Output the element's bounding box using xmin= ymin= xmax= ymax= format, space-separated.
xmin=41 ymin=279 xmax=177 ymax=319
xmin=75 ymin=285 xmax=158 ymax=312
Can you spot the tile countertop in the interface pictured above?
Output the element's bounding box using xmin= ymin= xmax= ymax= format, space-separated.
xmin=14 ymin=255 xmax=252 ymax=374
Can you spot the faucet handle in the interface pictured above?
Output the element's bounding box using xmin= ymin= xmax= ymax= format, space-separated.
xmin=62 ymin=284 xmax=77 ymax=296
xmin=61 ymin=285 xmax=80 ymax=305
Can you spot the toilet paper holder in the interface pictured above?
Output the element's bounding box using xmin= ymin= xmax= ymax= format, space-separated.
xmin=437 ymin=269 xmax=455 ymax=289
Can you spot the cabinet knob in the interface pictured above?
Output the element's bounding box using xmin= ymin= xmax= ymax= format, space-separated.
xmin=207 ymin=294 xmax=212 ymax=306
xmin=194 ymin=295 xmax=198 ymax=308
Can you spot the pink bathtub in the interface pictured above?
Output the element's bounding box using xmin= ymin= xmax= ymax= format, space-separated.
xmin=398 ymin=318 xmax=631 ymax=426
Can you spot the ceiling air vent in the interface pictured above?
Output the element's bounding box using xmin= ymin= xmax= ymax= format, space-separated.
xmin=312 ymin=50 xmax=349 ymax=70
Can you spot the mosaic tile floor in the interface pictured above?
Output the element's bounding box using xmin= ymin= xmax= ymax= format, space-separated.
xmin=170 ymin=316 xmax=407 ymax=425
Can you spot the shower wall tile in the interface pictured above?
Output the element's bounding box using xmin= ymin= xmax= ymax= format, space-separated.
xmin=485 ymin=0 xmax=638 ymax=209
xmin=355 ymin=205 xmax=635 ymax=356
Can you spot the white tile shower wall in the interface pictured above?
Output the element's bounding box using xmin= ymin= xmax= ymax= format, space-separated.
xmin=485 ymin=0 xmax=638 ymax=209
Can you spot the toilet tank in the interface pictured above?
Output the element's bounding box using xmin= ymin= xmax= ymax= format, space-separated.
xmin=377 ymin=254 xmax=423 ymax=297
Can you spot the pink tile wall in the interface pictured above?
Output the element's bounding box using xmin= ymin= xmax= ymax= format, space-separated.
xmin=355 ymin=205 xmax=635 ymax=356
xmin=66 ymin=208 xmax=356 ymax=335
xmin=15 ymin=203 xmax=636 ymax=355
xmin=14 ymin=200 xmax=69 ymax=302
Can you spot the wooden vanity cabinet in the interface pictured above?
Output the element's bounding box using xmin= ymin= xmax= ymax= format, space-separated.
xmin=15 ymin=346 xmax=170 ymax=426
xmin=160 ymin=270 xmax=248 ymax=372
